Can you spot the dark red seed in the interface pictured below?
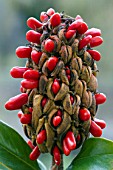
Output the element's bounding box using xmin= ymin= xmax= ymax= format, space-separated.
xmin=76 ymin=134 xmax=81 ymax=141
xmin=40 ymin=12 xmax=48 ymax=22
xmin=50 ymin=13 xmax=61 ymax=27
xmin=10 ymin=67 xmax=29 ymax=78
xmin=63 ymin=138 xmax=70 ymax=156
xmin=85 ymin=28 xmax=101 ymax=37
xmin=90 ymin=36 xmax=103 ymax=47
xmin=28 ymin=107 xmax=33 ymax=113
xmin=90 ymin=120 xmax=102 ymax=137
xmin=41 ymin=97 xmax=48 ymax=108
xmin=27 ymin=17 xmax=43 ymax=30
xmin=79 ymin=35 xmax=92 ymax=50
xmin=95 ymin=93 xmax=106 ymax=105
xmin=51 ymin=79 xmax=60 ymax=94
xmin=87 ymin=49 xmax=101 ymax=61
xmin=94 ymin=118 xmax=106 ymax=129
xmin=44 ymin=39 xmax=55 ymax=52
xmin=46 ymin=56 xmax=58 ymax=71
xmin=36 ymin=129 xmax=46 ymax=144
xmin=56 ymin=110 xmax=62 ymax=117
xmin=53 ymin=116 xmax=62 ymax=127
xmin=26 ymin=30 xmax=41 ymax=44
xmin=79 ymin=108 xmax=90 ymax=121
xmin=21 ymin=79 xmax=39 ymax=89
xmin=65 ymin=30 xmax=76 ymax=39
xmin=27 ymin=140 xmax=35 ymax=150
xmin=16 ymin=46 xmax=32 ymax=58
xmin=68 ymin=20 xmax=88 ymax=34
xmin=31 ymin=50 xmax=42 ymax=64
xmin=29 ymin=146 xmax=40 ymax=161
xmin=66 ymin=75 xmax=70 ymax=81
xmin=66 ymin=66 xmax=71 ymax=75
xmin=70 ymin=96 xmax=74 ymax=104
xmin=23 ymin=70 xmax=40 ymax=80
xmin=5 ymin=93 xmax=28 ymax=110
xmin=47 ymin=8 xmax=55 ymax=16
xmin=53 ymin=146 xmax=61 ymax=166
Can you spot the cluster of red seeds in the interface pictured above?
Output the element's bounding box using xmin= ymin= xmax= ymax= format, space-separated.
xmin=5 ymin=8 xmax=107 ymax=166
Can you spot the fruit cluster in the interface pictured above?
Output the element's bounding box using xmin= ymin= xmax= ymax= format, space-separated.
xmin=5 ymin=8 xmax=106 ymax=166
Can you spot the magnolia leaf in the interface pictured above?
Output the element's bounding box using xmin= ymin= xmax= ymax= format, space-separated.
xmin=0 ymin=121 xmax=41 ymax=170
xmin=67 ymin=138 xmax=113 ymax=170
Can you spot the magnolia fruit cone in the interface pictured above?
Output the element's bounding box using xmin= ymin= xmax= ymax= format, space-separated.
xmin=5 ymin=7 xmax=107 ymax=167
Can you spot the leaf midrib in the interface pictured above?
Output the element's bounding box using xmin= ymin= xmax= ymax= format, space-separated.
xmin=0 ymin=161 xmax=12 ymax=170
xmin=0 ymin=143 xmax=38 ymax=170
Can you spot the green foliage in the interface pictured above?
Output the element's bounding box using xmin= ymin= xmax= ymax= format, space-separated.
xmin=67 ymin=138 xmax=113 ymax=170
xmin=0 ymin=121 xmax=41 ymax=170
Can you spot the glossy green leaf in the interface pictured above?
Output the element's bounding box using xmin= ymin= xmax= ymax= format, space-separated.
xmin=67 ymin=138 xmax=113 ymax=170
xmin=0 ymin=121 xmax=41 ymax=170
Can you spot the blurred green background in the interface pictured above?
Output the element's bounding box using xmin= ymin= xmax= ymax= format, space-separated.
xmin=0 ymin=0 xmax=113 ymax=169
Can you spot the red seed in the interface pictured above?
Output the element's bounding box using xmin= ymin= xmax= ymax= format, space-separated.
xmin=20 ymin=114 xmax=32 ymax=124
xmin=52 ymin=79 xmax=60 ymax=94
xmin=66 ymin=66 xmax=71 ymax=75
xmin=50 ymin=13 xmax=61 ymax=27
xmin=28 ymin=107 xmax=33 ymax=113
xmin=10 ymin=67 xmax=29 ymax=78
xmin=87 ymin=50 xmax=101 ymax=61
xmin=5 ymin=93 xmax=28 ymax=110
xmin=40 ymin=12 xmax=48 ymax=22
xmin=70 ymin=96 xmax=74 ymax=104
xmin=44 ymin=39 xmax=55 ymax=52
xmin=46 ymin=56 xmax=58 ymax=71
xmin=41 ymin=97 xmax=48 ymax=107
xmin=63 ymin=138 xmax=70 ymax=156
xmin=67 ymin=75 xmax=71 ymax=81
xmin=94 ymin=118 xmax=106 ymax=129
xmin=26 ymin=30 xmax=41 ymax=44
xmin=29 ymin=146 xmax=40 ymax=161
xmin=21 ymin=79 xmax=39 ymax=89
xmin=53 ymin=116 xmax=62 ymax=127
xmin=27 ymin=17 xmax=43 ymax=30
xmin=27 ymin=140 xmax=35 ymax=150
xmin=20 ymin=86 xmax=25 ymax=93
xmin=85 ymin=28 xmax=101 ymax=37
xmin=66 ymin=69 xmax=71 ymax=75
xmin=75 ymin=15 xmax=83 ymax=21
xmin=68 ymin=20 xmax=88 ymax=34
xmin=79 ymin=35 xmax=92 ymax=50
xmin=95 ymin=93 xmax=106 ymax=105
xmin=65 ymin=30 xmax=76 ymax=39
xmin=56 ymin=110 xmax=62 ymax=117
xmin=47 ymin=8 xmax=55 ymax=16
xmin=76 ymin=134 xmax=81 ymax=141
xmin=90 ymin=120 xmax=102 ymax=137
xmin=16 ymin=46 xmax=32 ymax=58
xmin=65 ymin=131 xmax=76 ymax=150
xmin=36 ymin=129 xmax=46 ymax=144
xmin=31 ymin=50 xmax=42 ymax=64
xmin=53 ymin=146 xmax=61 ymax=166
xmin=90 ymin=36 xmax=103 ymax=47
xmin=79 ymin=108 xmax=90 ymax=121
xmin=23 ymin=70 xmax=40 ymax=80
xmin=17 ymin=111 xmax=23 ymax=119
